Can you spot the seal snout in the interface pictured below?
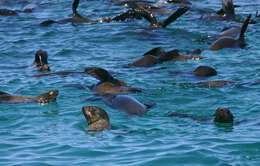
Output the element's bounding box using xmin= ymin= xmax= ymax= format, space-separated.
xmin=82 ymin=106 xmax=93 ymax=122
xmin=214 ymin=108 xmax=234 ymax=123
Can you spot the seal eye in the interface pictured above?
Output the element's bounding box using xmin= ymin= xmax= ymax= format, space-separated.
xmin=49 ymin=91 xmax=54 ymax=95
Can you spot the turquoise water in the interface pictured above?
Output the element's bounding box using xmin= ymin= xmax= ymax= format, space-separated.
xmin=1 ymin=0 xmax=260 ymax=165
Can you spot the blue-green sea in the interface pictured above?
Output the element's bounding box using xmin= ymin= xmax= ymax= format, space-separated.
xmin=1 ymin=0 xmax=260 ymax=165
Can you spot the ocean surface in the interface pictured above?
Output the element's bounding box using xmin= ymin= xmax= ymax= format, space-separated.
xmin=1 ymin=0 xmax=260 ymax=165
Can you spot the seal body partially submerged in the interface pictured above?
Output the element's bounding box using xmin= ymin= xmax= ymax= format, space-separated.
xmin=40 ymin=0 xmax=110 ymax=26
xmin=210 ymin=14 xmax=251 ymax=50
xmin=82 ymin=106 xmax=111 ymax=131
xmin=126 ymin=47 xmax=204 ymax=68
xmin=102 ymin=95 xmax=155 ymax=116
xmin=168 ymin=107 xmax=234 ymax=124
xmin=0 ymin=9 xmax=18 ymax=16
xmin=85 ymin=67 xmax=142 ymax=94
xmin=214 ymin=108 xmax=233 ymax=123
xmin=174 ymin=80 xmax=236 ymax=88
xmin=32 ymin=50 xmax=50 ymax=72
xmin=0 ymin=90 xmax=58 ymax=104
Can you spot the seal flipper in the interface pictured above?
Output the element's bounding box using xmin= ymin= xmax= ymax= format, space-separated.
xmin=72 ymin=0 xmax=82 ymax=18
xmin=238 ymin=14 xmax=251 ymax=47
xmin=161 ymin=7 xmax=189 ymax=28
xmin=34 ymin=90 xmax=58 ymax=104
xmin=112 ymin=10 xmax=143 ymax=22
xmin=217 ymin=4 xmax=240 ymax=16
xmin=84 ymin=67 xmax=126 ymax=86
xmin=222 ymin=0 xmax=235 ymax=20
xmin=85 ymin=67 xmax=115 ymax=83
xmin=144 ymin=102 xmax=156 ymax=109
xmin=143 ymin=47 xmax=166 ymax=57
xmin=127 ymin=2 xmax=159 ymax=27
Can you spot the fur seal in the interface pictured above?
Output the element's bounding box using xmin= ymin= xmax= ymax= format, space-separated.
xmin=169 ymin=65 xmax=217 ymax=78
xmin=168 ymin=107 xmax=234 ymax=123
xmin=174 ymin=80 xmax=236 ymax=88
xmin=0 ymin=90 xmax=58 ymax=104
xmin=113 ymin=0 xmax=171 ymax=14
xmin=82 ymin=106 xmax=111 ymax=131
xmin=85 ymin=67 xmax=142 ymax=94
xmin=193 ymin=66 xmax=217 ymax=77
xmin=126 ymin=3 xmax=189 ymax=28
xmin=102 ymin=94 xmax=155 ymax=116
xmin=174 ymin=78 xmax=260 ymax=88
xmin=40 ymin=0 xmax=110 ymax=26
xmin=210 ymin=14 xmax=251 ymax=51
xmin=125 ymin=47 xmax=205 ymax=67
xmin=200 ymin=0 xmax=255 ymax=24
xmin=212 ymin=26 xmax=241 ymax=38
xmin=0 ymin=9 xmax=18 ymax=16
xmin=214 ymin=108 xmax=234 ymax=123
xmin=32 ymin=50 xmax=50 ymax=72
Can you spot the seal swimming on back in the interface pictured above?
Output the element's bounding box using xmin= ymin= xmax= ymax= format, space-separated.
xmin=0 ymin=90 xmax=58 ymax=104
xmin=82 ymin=106 xmax=111 ymax=131
xmin=102 ymin=94 xmax=156 ymax=116
xmin=40 ymin=0 xmax=150 ymax=26
xmin=40 ymin=0 xmax=111 ymax=26
xmin=168 ymin=107 xmax=234 ymax=124
xmin=210 ymin=14 xmax=251 ymax=51
xmin=32 ymin=50 xmax=50 ymax=72
xmin=125 ymin=47 xmax=205 ymax=67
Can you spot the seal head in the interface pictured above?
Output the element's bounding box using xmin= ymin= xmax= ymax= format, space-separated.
xmin=32 ymin=50 xmax=50 ymax=72
xmin=82 ymin=106 xmax=111 ymax=131
xmin=193 ymin=66 xmax=217 ymax=77
xmin=34 ymin=90 xmax=58 ymax=104
xmin=214 ymin=108 xmax=234 ymax=123
xmin=0 ymin=90 xmax=58 ymax=104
